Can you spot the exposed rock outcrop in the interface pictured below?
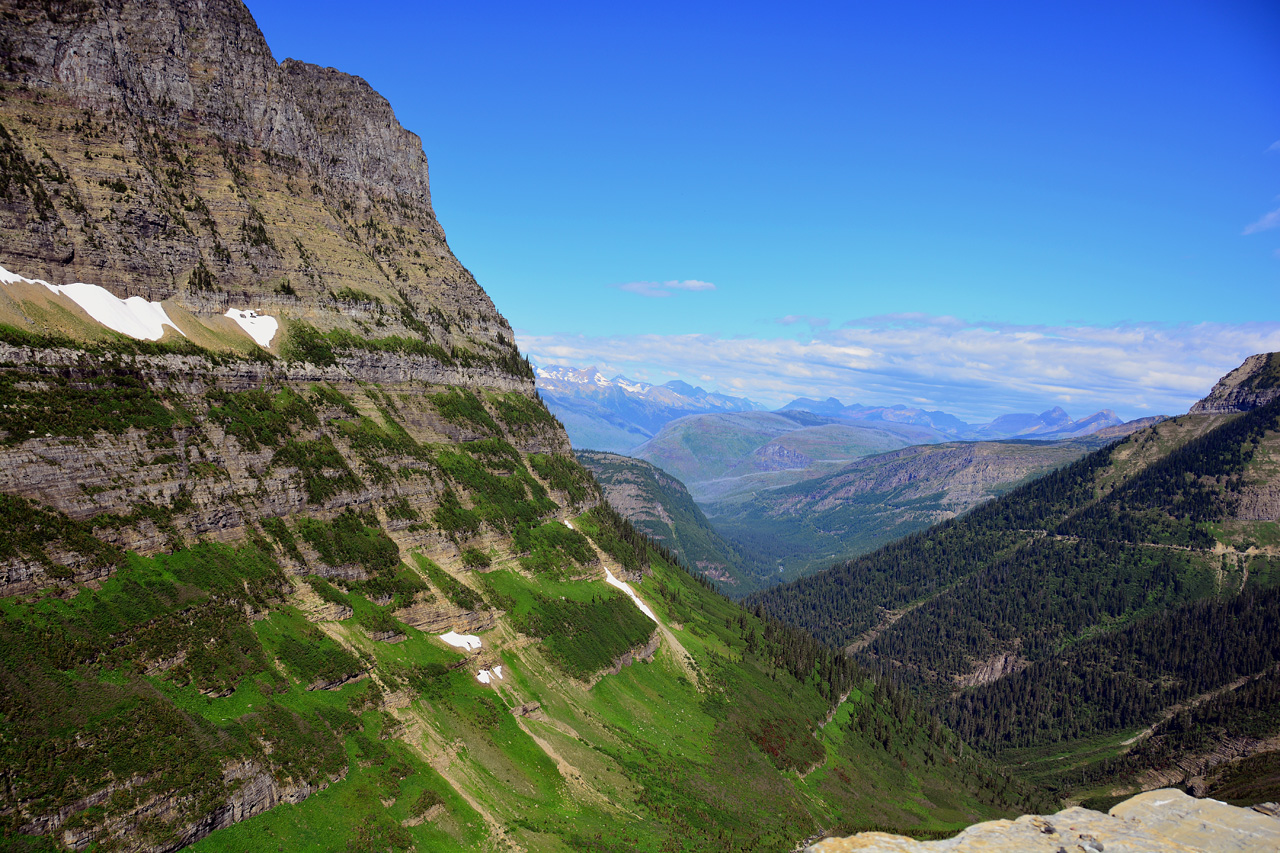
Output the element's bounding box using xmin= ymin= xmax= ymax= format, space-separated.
xmin=807 ymin=788 xmax=1280 ymax=852
xmin=22 ymin=758 xmax=342 ymax=852
xmin=1191 ymin=353 xmax=1280 ymax=415
xmin=952 ymin=650 xmax=1029 ymax=690
xmin=0 ymin=0 xmax=522 ymax=369
xmin=392 ymin=600 xmax=498 ymax=635
xmin=604 ymin=630 xmax=660 ymax=677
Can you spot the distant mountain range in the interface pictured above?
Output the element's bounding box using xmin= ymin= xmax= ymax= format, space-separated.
xmin=536 ymin=362 xmax=1145 ymax=451
xmin=534 ymin=364 xmax=762 ymax=451
xmin=780 ymin=397 xmax=1131 ymax=441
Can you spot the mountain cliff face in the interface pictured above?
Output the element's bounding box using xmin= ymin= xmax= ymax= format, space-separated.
xmin=575 ymin=450 xmax=748 ymax=587
xmin=1191 ymin=352 xmax=1280 ymax=415
xmin=0 ymin=0 xmax=516 ymax=368
xmin=0 ymin=3 xmax=1043 ymax=851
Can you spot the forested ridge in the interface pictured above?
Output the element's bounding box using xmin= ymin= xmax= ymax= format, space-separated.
xmin=750 ymin=391 xmax=1280 ymax=799
xmin=944 ymin=581 xmax=1280 ymax=749
xmin=751 ymin=399 xmax=1280 ymax=661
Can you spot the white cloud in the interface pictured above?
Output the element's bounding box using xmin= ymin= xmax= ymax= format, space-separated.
xmin=519 ymin=318 xmax=1280 ymax=422
xmin=777 ymin=314 xmax=830 ymax=328
xmin=1244 ymin=208 xmax=1280 ymax=235
xmin=614 ymin=279 xmax=716 ymax=297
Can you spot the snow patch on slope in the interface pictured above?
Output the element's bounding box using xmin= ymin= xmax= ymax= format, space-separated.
xmin=224 ymin=308 xmax=278 ymax=347
xmin=604 ymin=567 xmax=658 ymax=623
xmin=476 ymin=666 xmax=505 ymax=685
xmin=439 ymin=631 xmax=482 ymax=651
xmin=1 ymin=263 xmax=184 ymax=341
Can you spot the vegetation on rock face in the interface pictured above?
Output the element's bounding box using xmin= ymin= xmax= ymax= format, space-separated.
xmin=413 ymin=554 xmax=486 ymax=611
xmin=207 ymin=387 xmax=318 ymax=450
xmin=530 ymin=450 xmax=597 ymax=505
xmin=0 ymin=492 xmax=124 ymax=580
xmin=0 ymin=369 xmax=180 ymax=442
xmin=295 ymin=509 xmax=401 ymax=574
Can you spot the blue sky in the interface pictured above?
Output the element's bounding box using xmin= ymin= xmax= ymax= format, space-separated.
xmin=245 ymin=0 xmax=1280 ymax=420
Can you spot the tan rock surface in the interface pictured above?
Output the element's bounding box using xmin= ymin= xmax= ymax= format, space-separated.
xmin=807 ymin=789 xmax=1280 ymax=853
xmin=1190 ymin=354 xmax=1280 ymax=415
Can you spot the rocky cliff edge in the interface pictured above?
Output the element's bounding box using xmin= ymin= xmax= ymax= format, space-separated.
xmin=1191 ymin=353 xmax=1280 ymax=415
xmin=808 ymin=788 xmax=1280 ymax=852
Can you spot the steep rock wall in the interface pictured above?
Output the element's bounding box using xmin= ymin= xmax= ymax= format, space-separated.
xmin=0 ymin=0 xmax=517 ymax=366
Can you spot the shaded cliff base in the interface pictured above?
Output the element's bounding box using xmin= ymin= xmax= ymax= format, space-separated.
xmin=808 ymin=788 xmax=1280 ymax=852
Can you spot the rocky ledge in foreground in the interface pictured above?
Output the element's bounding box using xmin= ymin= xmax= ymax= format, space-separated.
xmin=807 ymin=789 xmax=1280 ymax=852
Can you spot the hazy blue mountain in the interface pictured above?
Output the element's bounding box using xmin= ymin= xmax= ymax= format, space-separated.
xmin=535 ymin=363 xmax=762 ymax=451
xmin=779 ymin=397 xmax=1128 ymax=440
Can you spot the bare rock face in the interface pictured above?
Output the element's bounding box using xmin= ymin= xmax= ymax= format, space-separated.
xmin=393 ymin=599 xmax=498 ymax=635
xmin=1191 ymin=353 xmax=1280 ymax=415
xmin=807 ymin=789 xmax=1280 ymax=852
xmin=952 ymin=650 xmax=1029 ymax=690
xmin=0 ymin=0 xmax=521 ymax=369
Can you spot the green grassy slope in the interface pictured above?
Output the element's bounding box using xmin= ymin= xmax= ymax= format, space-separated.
xmin=0 ymin=498 xmax=1046 ymax=853
xmin=0 ymin=333 xmax=1046 ymax=852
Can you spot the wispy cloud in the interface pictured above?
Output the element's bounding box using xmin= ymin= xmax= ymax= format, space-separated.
xmin=1269 ymin=140 xmax=1280 ymax=152
xmin=518 ymin=317 xmax=1280 ymax=422
xmin=614 ymin=279 xmax=716 ymax=298
xmin=1244 ymin=208 xmax=1280 ymax=235
xmin=777 ymin=314 xmax=830 ymax=328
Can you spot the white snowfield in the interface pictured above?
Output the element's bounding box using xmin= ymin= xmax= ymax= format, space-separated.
xmin=476 ymin=666 xmax=505 ymax=685
xmin=1 ymin=263 xmax=184 ymax=341
xmin=0 ymin=262 xmax=280 ymax=348
xmin=438 ymin=631 xmax=482 ymax=651
xmin=224 ymin=308 xmax=278 ymax=347
xmin=604 ymin=567 xmax=658 ymax=623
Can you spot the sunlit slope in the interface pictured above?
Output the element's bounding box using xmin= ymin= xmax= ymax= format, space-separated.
xmin=0 ymin=496 xmax=1046 ymax=853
